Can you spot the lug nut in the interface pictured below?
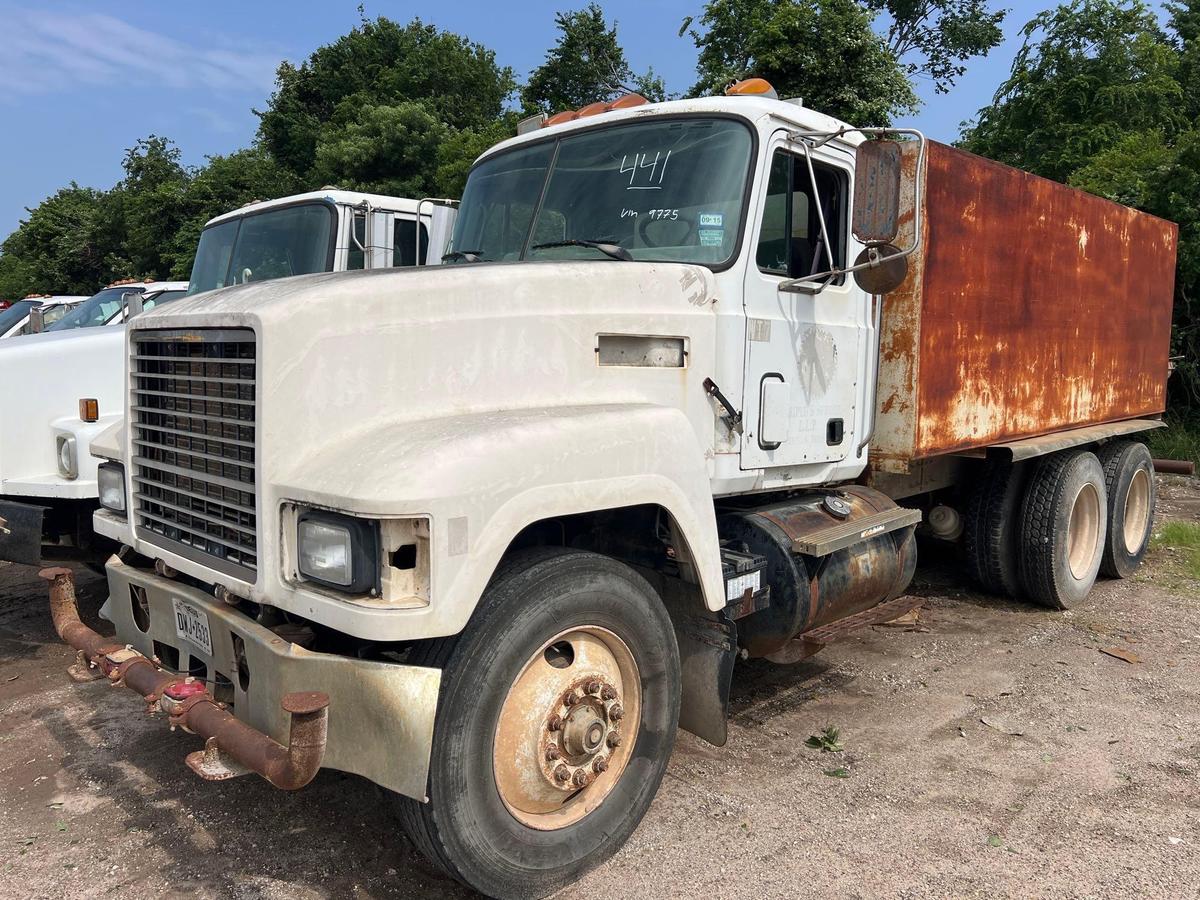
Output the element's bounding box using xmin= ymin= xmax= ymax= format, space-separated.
xmin=585 ymin=679 xmax=602 ymax=695
xmin=564 ymin=688 xmax=583 ymax=707
xmin=572 ymin=769 xmax=590 ymax=788
xmin=600 ymin=685 xmax=617 ymax=701
xmin=547 ymin=714 xmax=562 ymax=731
xmin=608 ymin=703 xmax=624 ymax=722
xmin=554 ymin=765 xmax=571 ymax=783
xmin=545 ymin=745 xmax=562 ymax=762
xmin=606 ymin=731 xmax=622 ymax=749
xmin=592 ymin=756 xmax=609 ymax=774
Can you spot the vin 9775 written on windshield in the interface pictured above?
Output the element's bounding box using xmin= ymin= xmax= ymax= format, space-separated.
xmin=447 ymin=117 xmax=754 ymax=267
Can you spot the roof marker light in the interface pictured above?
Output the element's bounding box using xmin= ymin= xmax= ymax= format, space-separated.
xmin=725 ymin=78 xmax=778 ymax=99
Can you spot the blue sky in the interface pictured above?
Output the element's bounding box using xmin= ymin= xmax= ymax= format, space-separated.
xmin=0 ymin=0 xmax=1062 ymax=242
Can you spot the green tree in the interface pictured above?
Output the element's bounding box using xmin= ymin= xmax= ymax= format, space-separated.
xmin=960 ymin=0 xmax=1184 ymax=182
xmin=256 ymin=17 xmax=516 ymax=179
xmin=867 ymin=0 xmax=1006 ymax=94
xmin=682 ymin=0 xmax=919 ymax=125
xmin=521 ymin=4 xmax=667 ymax=114
xmin=313 ymin=101 xmax=449 ymax=197
xmin=111 ymin=135 xmax=191 ymax=280
xmin=0 ymin=184 xmax=118 ymax=296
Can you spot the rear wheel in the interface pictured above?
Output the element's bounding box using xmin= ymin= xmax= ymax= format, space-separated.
xmin=1096 ymin=440 xmax=1156 ymax=578
xmin=962 ymin=459 xmax=1028 ymax=597
xmin=1018 ymin=450 xmax=1108 ymax=609
xmin=398 ymin=549 xmax=680 ymax=899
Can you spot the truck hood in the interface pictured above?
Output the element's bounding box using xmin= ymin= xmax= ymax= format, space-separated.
xmin=0 ymin=324 xmax=126 ymax=494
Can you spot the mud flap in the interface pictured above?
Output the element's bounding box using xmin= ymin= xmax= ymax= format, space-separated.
xmin=0 ymin=500 xmax=47 ymax=566
xmin=645 ymin=571 xmax=737 ymax=747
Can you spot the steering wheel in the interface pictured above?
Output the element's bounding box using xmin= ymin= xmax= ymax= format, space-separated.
xmin=637 ymin=214 xmax=696 ymax=248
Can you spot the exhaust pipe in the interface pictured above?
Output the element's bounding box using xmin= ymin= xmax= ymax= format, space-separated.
xmin=40 ymin=567 xmax=330 ymax=790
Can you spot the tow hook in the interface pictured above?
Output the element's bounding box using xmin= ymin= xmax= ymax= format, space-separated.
xmin=40 ymin=567 xmax=330 ymax=791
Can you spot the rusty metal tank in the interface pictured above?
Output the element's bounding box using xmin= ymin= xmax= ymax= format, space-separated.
xmin=871 ymin=141 xmax=1178 ymax=475
xmin=718 ymin=486 xmax=917 ymax=659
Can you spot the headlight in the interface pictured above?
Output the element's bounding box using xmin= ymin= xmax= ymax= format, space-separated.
xmin=97 ymin=462 xmax=126 ymax=514
xmin=56 ymin=435 xmax=78 ymax=479
xmin=297 ymin=510 xmax=378 ymax=594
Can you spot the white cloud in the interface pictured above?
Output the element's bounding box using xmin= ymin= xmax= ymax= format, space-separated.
xmin=0 ymin=8 xmax=282 ymax=98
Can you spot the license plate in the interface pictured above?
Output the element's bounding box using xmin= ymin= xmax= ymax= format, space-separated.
xmin=172 ymin=598 xmax=213 ymax=657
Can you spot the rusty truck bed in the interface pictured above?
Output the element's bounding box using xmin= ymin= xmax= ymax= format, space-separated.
xmin=872 ymin=141 xmax=1178 ymax=471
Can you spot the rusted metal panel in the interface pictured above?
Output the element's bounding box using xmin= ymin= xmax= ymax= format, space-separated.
xmin=874 ymin=141 xmax=1178 ymax=463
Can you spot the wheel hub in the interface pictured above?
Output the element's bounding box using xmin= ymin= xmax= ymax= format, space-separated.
xmin=492 ymin=626 xmax=641 ymax=830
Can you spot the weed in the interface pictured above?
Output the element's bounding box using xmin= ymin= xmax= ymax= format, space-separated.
xmin=1147 ymin=416 xmax=1200 ymax=469
xmin=805 ymin=725 xmax=844 ymax=753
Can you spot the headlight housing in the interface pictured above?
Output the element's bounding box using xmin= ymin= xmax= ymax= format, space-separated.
xmin=56 ymin=435 xmax=78 ymax=479
xmin=297 ymin=510 xmax=379 ymax=594
xmin=97 ymin=462 xmax=126 ymax=514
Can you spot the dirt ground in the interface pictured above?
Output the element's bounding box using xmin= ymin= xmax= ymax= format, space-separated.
xmin=3 ymin=476 xmax=1199 ymax=900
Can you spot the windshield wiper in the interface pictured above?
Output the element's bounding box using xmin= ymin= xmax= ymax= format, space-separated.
xmin=442 ymin=249 xmax=485 ymax=263
xmin=530 ymin=238 xmax=632 ymax=262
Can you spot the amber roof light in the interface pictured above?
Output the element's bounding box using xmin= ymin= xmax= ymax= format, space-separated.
xmin=725 ymin=78 xmax=778 ymax=99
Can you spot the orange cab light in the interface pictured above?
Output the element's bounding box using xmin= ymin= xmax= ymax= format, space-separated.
xmin=725 ymin=78 xmax=778 ymax=98
xmin=576 ymin=100 xmax=609 ymax=119
xmin=79 ymin=398 xmax=99 ymax=423
xmin=608 ymin=93 xmax=648 ymax=111
xmin=544 ymin=109 xmax=578 ymax=127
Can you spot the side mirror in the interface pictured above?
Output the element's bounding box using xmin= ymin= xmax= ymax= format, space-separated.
xmin=123 ymin=290 xmax=144 ymax=319
xmin=852 ymin=140 xmax=902 ymax=244
xmin=29 ymin=306 xmax=46 ymax=333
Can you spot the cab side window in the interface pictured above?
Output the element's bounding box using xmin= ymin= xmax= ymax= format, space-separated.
xmin=755 ymin=150 xmax=847 ymax=282
xmin=393 ymin=218 xmax=431 ymax=267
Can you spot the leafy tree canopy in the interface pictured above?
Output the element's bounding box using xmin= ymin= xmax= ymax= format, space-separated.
xmin=867 ymin=0 xmax=1006 ymax=94
xmin=257 ymin=17 xmax=516 ymax=178
xmin=682 ymin=0 xmax=920 ymax=126
xmin=521 ymin=4 xmax=667 ymax=114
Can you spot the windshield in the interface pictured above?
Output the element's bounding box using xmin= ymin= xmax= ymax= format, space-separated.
xmin=187 ymin=203 xmax=335 ymax=295
xmin=0 ymin=300 xmax=36 ymax=335
xmin=48 ymin=288 xmax=140 ymax=331
xmin=448 ymin=117 xmax=754 ymax=267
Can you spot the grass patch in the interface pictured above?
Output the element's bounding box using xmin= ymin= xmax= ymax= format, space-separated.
xmin=1151 ymin=521 xmax=1200 ymax=582
xmin=1146 ymin=415 xmax=1200 ymax=469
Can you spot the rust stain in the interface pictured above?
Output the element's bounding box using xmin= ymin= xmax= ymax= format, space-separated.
xmin=882 ymin=141 xmax=1176 ymax=460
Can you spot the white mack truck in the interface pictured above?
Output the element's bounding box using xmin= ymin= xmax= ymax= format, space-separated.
xmin=46 ymin=84 xmax=1176 ymax=899
xmin=1 ymin=191 xmax=456 ymax=569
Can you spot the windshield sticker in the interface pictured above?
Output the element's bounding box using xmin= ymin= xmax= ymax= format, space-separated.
xmin=699 ymin=212 xmax=724 ymax=227
xmin=620 ymin=151 xmax=671 ymax=190
xmin=699 ymin=228 xmax=724 ymax=247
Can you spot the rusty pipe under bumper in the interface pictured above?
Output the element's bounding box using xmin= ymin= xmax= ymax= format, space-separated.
xmin=1153 ymin=458 xmax=1196 ymax=476
xmin=40 ymin=566 xmax=329 ymax=791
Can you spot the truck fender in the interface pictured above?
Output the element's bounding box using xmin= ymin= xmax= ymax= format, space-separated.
xmin=274 ymin=403 xmax=728 ymax=639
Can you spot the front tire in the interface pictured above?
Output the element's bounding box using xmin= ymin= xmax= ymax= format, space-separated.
xmin=399 ymin=549 xmax=680 ymax=899
xmin=1018 ymin=450 xmax=1108 ymax=609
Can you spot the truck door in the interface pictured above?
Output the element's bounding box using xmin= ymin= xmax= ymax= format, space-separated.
xmin=740 ymin=134 xmax=862 ymax=469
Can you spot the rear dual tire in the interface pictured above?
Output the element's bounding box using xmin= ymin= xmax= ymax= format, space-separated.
xmin=1018 ymin=450 xmax=1108 ymax=609
xmin=1096 ymin=440 xmax=1156 ymax=578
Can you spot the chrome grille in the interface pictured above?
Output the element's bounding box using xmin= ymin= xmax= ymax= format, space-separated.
xmin=130 ymin=329 xmax=257 ymax=580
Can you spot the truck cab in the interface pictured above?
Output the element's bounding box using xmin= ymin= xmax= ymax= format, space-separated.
xmin=0 ymin=193 xmax=455 ymax=569
xmin=1 ymin=295 xmax=88 ymax=338
xmin=72 ymin=87 xmax=1174 ymax=900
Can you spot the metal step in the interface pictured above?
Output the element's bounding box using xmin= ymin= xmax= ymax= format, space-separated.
xmin=789 ymin=506 xmax=921 ymax=556
xmin=764 ymin=594 xmax=925 ymax=664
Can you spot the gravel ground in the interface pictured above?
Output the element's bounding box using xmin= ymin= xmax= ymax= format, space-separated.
xmin=2 ymin=475 xmax=1198 ymax=900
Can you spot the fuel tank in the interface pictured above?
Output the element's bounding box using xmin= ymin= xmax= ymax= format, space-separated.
xmin=718 ymin=486 xmax=917 ymax=659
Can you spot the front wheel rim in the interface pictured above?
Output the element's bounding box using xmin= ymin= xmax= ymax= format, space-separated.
xmin=1068 ymin=481 xmax=1102 ymax=579
xmin=492 ymin=626 xmax=641 ymax=831
xmin=1122 ymin=467 xmax=1152 ymax=553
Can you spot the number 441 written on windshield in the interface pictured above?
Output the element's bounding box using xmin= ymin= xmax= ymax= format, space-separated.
xmin=620 ymin=151 xmax=671 ymax=189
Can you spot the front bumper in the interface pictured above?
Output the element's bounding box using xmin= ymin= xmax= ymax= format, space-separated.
xmin=75 ymin=558 xmax=440 ymax=799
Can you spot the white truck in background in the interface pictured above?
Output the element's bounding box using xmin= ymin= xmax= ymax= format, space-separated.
xmin=0 ymin=191 xmax=456 ymax=567
xmin=0 ymin=295 xmax=89 ymax=337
